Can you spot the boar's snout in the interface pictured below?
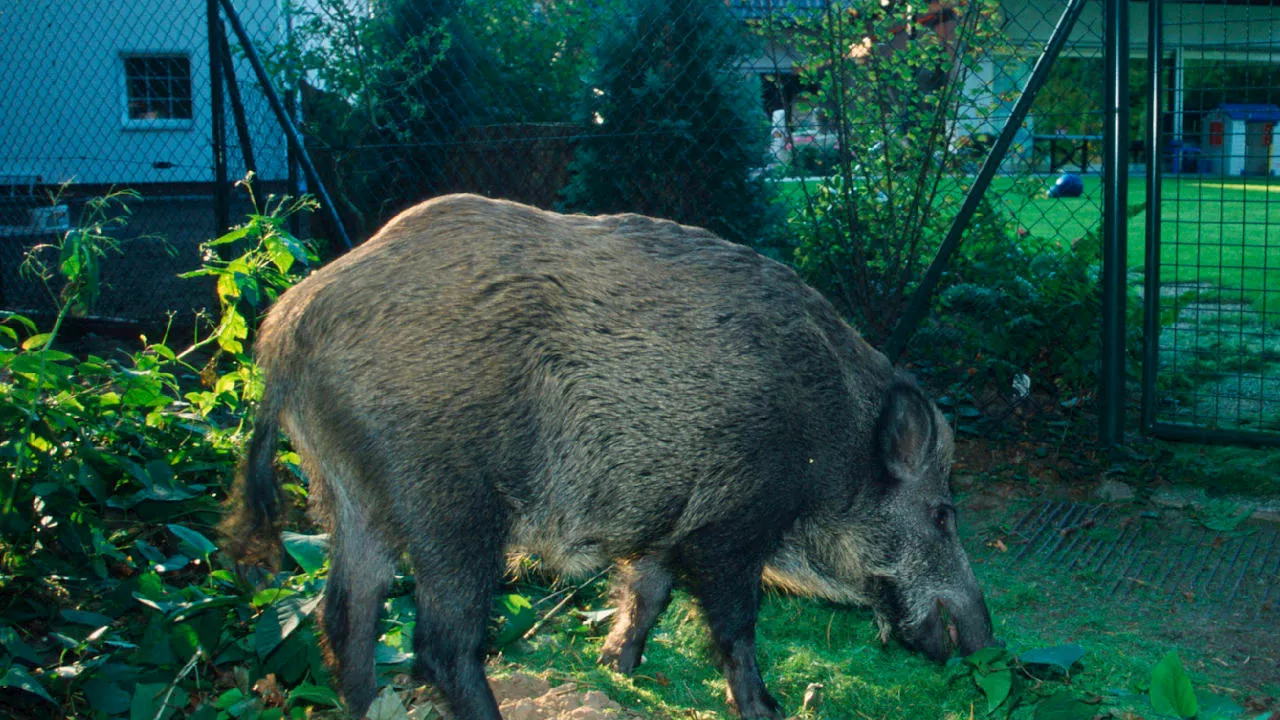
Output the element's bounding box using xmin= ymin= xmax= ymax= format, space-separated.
xmin=899 ymin=594 xmax=998 ymax=662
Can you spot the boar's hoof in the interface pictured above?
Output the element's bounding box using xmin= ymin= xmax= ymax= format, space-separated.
xmin=727 ymin=685 xmax=784 ymax=720
xmin=597 ymin=643 xmax=642 ymax=674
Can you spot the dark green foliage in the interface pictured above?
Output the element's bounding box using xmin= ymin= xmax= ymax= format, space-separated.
xmin=0 ymin=191 xmax=330 ymax=718
xmin=459 ymin=0 xmax=609 ymax=124
xmin=277 ymin=0 xmax=491 ymax=232
xmin=560 ymin=0 xmax=776 ymax=246
xmin=369 ymin=0 xmax=487 ymax=147
xmin=910 ymin=204 xmax=1142 ymax=416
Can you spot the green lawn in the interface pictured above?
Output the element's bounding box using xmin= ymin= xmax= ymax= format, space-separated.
xmin=773 ymin=175 xmax=1280 ymax=315
xmin=492 ymin=495 xmax=1274 ymax=719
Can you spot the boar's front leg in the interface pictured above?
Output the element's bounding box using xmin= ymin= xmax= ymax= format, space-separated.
xmin=599 ymin=556 xmax=674 ymax=673
xmin=680 ymin=548 xmax=783 ymax=720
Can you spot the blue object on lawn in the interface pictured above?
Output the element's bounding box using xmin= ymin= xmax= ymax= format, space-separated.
xmin=1047 ymin=172 xmax=1084 ymax=198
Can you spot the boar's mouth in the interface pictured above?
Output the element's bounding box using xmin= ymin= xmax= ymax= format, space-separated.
xmin=899 ymin=598 xmax=996 ymax=663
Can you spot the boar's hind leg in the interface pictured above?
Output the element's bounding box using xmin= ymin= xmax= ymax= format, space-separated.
xmin=598 ymin=556 xmax=674 ymax=673
xmin=407 ymin=527 xmax=504 ymax=720
xmin=322 ymin=512 xmax=395 ymax=717
xmin=681 ymin=552 xmax=783 ymax=720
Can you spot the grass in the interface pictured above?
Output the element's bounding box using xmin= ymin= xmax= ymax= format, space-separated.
xmin=772 ymin=174 xmax=1280 ymax=317
xmin=482 ymin=498 xmax=1276 ymax=719
xmin=992 ymin=175 xmax=1280 ymax=316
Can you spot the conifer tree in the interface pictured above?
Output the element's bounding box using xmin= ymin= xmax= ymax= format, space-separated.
xmin=561 ymin=0 xmax=775 ymax=247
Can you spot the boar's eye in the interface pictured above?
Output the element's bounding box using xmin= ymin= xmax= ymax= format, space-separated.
xmin=931 ymin=504 xmax=956 ymax=532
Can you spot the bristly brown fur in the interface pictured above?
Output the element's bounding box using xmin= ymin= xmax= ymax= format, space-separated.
xmin=226 ymin=194 xmax=993 ymax=719
xmin=217 ymin=456 xmax=284 ymax=569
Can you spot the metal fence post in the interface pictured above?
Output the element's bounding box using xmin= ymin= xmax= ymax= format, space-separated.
xmin=1141 ymin=0 xmax=1163 ymax=436
xmin=217 ymin=0 xmax=352 ymax=251
xmin=1100 ymin=0 xmax=1130 ymax=448
xmin=207 ymin=0 xmax=230 ymax=239
xmin=215 ymin=14 xmax=257 ymax=177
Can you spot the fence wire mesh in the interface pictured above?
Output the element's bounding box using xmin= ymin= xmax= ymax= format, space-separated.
xmin=13 ymin=0 xmax=1268 ymax=442
xmin=1146 ymin=0 xmax=1280 ymax=442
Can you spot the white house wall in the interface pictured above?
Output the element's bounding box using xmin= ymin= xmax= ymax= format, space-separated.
xmin=956 ymin=56 xmax=1036 ymax=168
xmin=0 ymin=0 xmax=290 ymax=187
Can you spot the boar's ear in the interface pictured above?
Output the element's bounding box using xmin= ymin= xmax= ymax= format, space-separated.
xmin=876 ymin=382 xmax=936 ymax=480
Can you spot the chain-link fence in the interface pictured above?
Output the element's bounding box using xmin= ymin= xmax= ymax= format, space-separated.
xmin=0 ymin=0 xmax=291 ymax=324
xmin=19 ymin=0 xmax=1257 ymax=443
xmin=1142 ymin=0 xmax=1280 ymax=444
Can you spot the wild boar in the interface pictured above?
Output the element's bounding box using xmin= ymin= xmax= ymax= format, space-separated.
xmin=222 ymin=194 xmax=996 ymax=719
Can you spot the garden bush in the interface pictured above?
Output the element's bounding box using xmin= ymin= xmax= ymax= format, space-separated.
xmin=0 ymin=186 xmax=327 ymax=718
xmin=769 ymin=0 xmax=1007 ymax=342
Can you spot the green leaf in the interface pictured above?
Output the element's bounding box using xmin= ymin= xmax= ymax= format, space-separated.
xmin=256 ymin=594 xmax=322 ymax=658
xmin=1034 ymin=692 xmax=1094 ymax=720
xmin=252 ymin=587 xmax=299 ymax=608
xmin=1150 ymin=651 xmax=1198 ymax=719
xmin=207 ymin=225 xmax=252 ymax=247
xmin=1196 ymin=690 xmax=1243 ymax=719
xmin=60 ymin=609 xmax=115 ymax=627
xmin=0 ymin=627 xmax=42 ymax=665
xmin=168 ymin=523 xmax=218 ymax=558
xmin=216 ymin=310 xmax=248 ymax=354
xmin=265 ymin=235 xmax=298 ymax=274
xmin=491 ymin=593 xmax=536 ymax=648
xmin=974 ymin=668 xmax=1014 ymax=714
xmin=374 ymin=643 xmax=413 ymax=666
xmin=288 ymin=683 xmax=342 ymax=708
xmin=964 ymin=645 xmax=1014 ymax=673
xmin=266 ymin=629 xmax=313 ymax=684
xmin=83 ymin=677 xmax=132 ymax=714
xmin=1019 ymin=645 xmax=1085 ymax=675
xmin=1197 ymin=500 xmax=1250 ymax=533
xmin=0 ymin=665 xmax=55 ymax=704
xmin=168 ymin=596 xmax=241 ymax=623
xmin=216 ymin=272 xmax=241 ymax=305
xmin=21 ymin=333 xmax=52 ymax=350
xmin=282 ymin=532 xmax=328 ymax=573
xmin=131 ymin=682 xmax=188 ymax=720
xmin=215 ymin=687 xmax=246 ymax=710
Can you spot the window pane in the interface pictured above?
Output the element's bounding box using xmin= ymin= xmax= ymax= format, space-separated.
xmin=124 ymin=54 xmax=192 ymax=122
xmin=123 ymin=57 xmax=145 ymax=79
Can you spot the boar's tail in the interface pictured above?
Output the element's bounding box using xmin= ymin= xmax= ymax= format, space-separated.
xmin=219 ymin=379 xmax=285 ymax=568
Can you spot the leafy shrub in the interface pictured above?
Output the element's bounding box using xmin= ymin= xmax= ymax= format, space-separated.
xmin=788 ymin=142 xmax=843 ymax=178
xmin=271 ymin=0 xmax=483 ymax=233
xmin=913 ymin=210 xmax=1145 ymax=421
xmin=771 ymin=0 xmax=1009 ymax=341
xmin=458 ymin=0 xmax=614 ymax=124
xmin=0 ymin=187 xmax=326 ymax=716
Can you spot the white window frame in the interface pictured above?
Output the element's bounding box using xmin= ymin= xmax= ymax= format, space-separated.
xmin=120 ymin=51 xmax=195 ymax=131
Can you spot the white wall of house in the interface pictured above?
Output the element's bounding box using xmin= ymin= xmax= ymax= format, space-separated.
xmin=955 ymin=55 xmax=1038 ymax=168
xmin=0 ymin=0 xmax=291 ymax=187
